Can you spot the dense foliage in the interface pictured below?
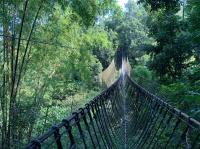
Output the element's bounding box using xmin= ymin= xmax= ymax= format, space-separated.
xmin=0 ymin=0 xmax=199 ymax=148
xmin=0 ymin=0 xmax=116 ymax=148
xmin=137 ymin=0 xmax=200 ymax=120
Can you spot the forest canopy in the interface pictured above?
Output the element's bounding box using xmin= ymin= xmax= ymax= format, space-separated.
xmin=0 ymin=0 xmax=200 ymax=148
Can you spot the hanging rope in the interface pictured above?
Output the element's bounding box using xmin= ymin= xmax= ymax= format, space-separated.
xmin=25 ymin=72 xmax=200 ymax=149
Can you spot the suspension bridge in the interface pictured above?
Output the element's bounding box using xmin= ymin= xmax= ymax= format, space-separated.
xmin=25 ymin=58 xmax=200 ymax=149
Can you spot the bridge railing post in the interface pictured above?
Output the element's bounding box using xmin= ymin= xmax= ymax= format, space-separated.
xmin=52 ymin=125 xmax=63 ymax=149
xmin=62 ymin=119 xmax=76 ymax=149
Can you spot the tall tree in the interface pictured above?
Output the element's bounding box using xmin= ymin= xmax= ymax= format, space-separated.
xmin=105 ymin=0 xmax=151 ymax=68
xmin=187 ymin=0 xmax=200 ymax=63
xmin=138 ymin=0 xmax=181 ymax=11
xmin=138 ymin=0 xmax=193 ymax=81
xmin=0 ymin=0 xmax=115 ymax=148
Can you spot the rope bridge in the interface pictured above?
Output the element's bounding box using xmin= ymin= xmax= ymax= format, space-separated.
xmin=26 ymin=73 xmax=200 ymax=149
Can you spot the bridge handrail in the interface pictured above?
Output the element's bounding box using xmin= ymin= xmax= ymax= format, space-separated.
xmin=25 ymin=76 xmax=121 ymax=148
xmin=126 ymin=74 xmax=200 ymax=131
xmin=25 ymin=74 xmax=200 ymax=148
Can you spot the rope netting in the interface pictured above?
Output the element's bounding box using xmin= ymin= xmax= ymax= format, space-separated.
xmin=100 ymin=58 xmax=131 ymax=86
xmin=26 ymin=73 xmax=200 ymax=149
